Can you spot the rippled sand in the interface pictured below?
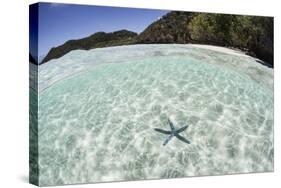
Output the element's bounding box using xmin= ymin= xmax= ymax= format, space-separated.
xmin=33 ymin=44 xmax=273 ymax=186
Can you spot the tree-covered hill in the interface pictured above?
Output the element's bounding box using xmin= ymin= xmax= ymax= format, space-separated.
xmin=138 ymin=11 xmax=273 ymax=65
xmin=137 ymin=11 xmax=193 ymax=43
xmin=187 ymin=13 xmax=273 ymax=64
xmin=41 ymin=11 xmax=273 ymax=66
xmin=42 ymin=30 xmax=137 ymax=63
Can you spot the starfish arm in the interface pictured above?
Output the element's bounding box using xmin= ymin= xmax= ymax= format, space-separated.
xmin=154 ymin=128 xmax=171 ymax=135
xmin=175 ymin=125 xmax=188 ymax=134
xmin=168 ymin=118 xmax=175 ymax=131
xmin=175 ymin=134 xmax=190 ymax=144
xmin=163 ymin=135 xmax=174 ymax=146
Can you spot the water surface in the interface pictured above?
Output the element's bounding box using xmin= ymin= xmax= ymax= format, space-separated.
xmin=36 ymin=44 xmax=273 ymax=186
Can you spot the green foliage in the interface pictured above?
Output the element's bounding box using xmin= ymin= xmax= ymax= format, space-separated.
xmin=189 ymin=14 xmax=234 ymax=45
xmin=188 ymin=13 xmax=273 ymax=64
xmin=229 ymin=16 xmax=255 ymax=48
xmin=137 ymin=11 xmax=193 ymax=43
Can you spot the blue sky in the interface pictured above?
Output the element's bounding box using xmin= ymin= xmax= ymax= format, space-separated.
xmin=31 ymin=3 xmax=169 ymax=60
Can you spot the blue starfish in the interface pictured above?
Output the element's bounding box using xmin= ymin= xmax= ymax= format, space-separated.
xmin=154 ymin=118 xmax=190 ymax=146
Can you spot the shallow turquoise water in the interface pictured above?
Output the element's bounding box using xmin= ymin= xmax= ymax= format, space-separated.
xmin=37 ymin=45 xmax=273 ymax=186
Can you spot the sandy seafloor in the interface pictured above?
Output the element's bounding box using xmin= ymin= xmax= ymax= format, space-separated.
xmin=30 ymin=44 xmax=274 ymax=186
